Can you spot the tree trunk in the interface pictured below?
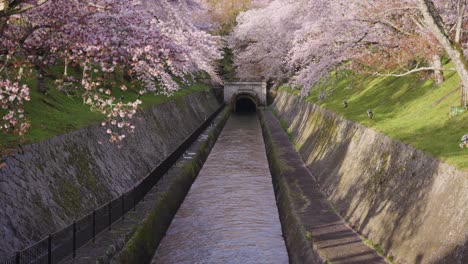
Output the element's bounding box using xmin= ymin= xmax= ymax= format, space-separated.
xmin=0 ymin=1 xmax=9 ymax=39
xmin=462 ymin=84 xmax=467 ymax=107
xmin=35 ymin=64 xmax=47 ymax=94
xmin=455 ymin=0 xmax=466 ymax=43
xmin=64 ymin=58 xmax=69 ymax=77
xmin=0 ymin=0 xmax=8 ymax=11
xmin=420 ymin=0 xmax=468 ymax=106
xmin=431 ymin=54 xmax=444 ymax=83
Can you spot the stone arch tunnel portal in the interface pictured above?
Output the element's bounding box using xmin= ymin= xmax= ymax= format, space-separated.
xmin=224 ymin=82 xmax=266 ymax=113
xmin=233 ymin=93 xmax=258 ymax=113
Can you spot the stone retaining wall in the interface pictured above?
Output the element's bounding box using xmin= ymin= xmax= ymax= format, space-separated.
xmin=272 ymin=91 xmax=468 ymax=264
xmin=0 ymin=91 xmax=220 ymax=259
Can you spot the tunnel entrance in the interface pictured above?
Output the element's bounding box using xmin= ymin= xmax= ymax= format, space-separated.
xmin=235 ymin=97 xmax=257 ymax=113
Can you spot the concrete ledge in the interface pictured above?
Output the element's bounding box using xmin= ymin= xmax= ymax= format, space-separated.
xmin=260 ymin=110 xmax=386 ymax=264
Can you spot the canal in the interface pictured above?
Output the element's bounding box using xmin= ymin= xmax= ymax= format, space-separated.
xmin=152 ymin=113 xmax=288 ymax=263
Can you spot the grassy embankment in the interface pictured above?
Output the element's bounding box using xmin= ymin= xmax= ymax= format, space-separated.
xmin=0 ymin=65 xmax=211 ymax=150
xmin=281 ymin=65 xmax=468 ymax=170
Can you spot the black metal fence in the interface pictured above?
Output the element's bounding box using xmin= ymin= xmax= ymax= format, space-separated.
xmin=1 ymin=105 xmax=225 ymax=264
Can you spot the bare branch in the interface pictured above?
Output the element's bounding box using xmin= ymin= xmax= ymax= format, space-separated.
xmin=0 ymin=0 xmax=49 ymax=17
xmin=374 ymin=67 xmax=456 ymax=77
xmin=0 ymin=54 xmax=9 ymax=73
xmin=409 ymin=13 xmax=426 ymax=32
xmin=380 ymin=19 xmax=413 ymax=36
xmin=19 ymin=24 xmax=51 ymax=46
xmin=87 ymin=2 xmax=108 ymax=10
xmin=455 ymin=0 xmax=466 ymax=43
xmin=375 ymin=6 xmax=420 ymax=15
xmin=356 ymin=17 xmax=415 ymax=36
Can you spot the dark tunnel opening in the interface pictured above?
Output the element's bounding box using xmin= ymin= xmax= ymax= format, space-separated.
xmin=235 ymin=97 xmax=257 ymax=114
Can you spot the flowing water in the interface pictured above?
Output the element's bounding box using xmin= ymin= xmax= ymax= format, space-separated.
xmin=152 ymin=114 xmax=289 ymax=264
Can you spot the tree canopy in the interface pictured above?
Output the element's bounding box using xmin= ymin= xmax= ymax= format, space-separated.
xmin=230 ymin=0 xmax=467 ymax=103
xmin=0 ymin=0 xmax=467 ymax=143
xmin=0 ymin=0 xmax=222 ymax=141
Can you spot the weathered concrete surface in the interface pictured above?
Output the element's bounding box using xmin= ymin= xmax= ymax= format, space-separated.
xmin=153 ymin=114 xmax=289 ymax=264
xmin=260 ymin=110 xmax=387 ymax=264
xmin=0 ymin=91 xmax=220 ymax=259
xmin=272 ymin=91 xmax=468 ymax=264
xmin=61 ymin=107 xmax=230 ymax=264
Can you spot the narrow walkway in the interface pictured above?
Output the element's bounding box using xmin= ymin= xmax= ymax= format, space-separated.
xmin=152 ymin=114 xmax=289 ymax=264
xmin=261 ymin=110 xmax=387 ymax=264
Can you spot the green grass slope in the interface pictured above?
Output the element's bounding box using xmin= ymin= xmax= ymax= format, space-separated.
xmin=1 ymin=66 xmax=211 ymax=150
xmin=281 ymin=69 xmax=468 ymax=170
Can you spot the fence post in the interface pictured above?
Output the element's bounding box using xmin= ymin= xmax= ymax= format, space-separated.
xmin=15 ymin=251 xmax=20 ymax=264
xmin=48 ymin=234 xmax=52 ymax=264
xmin=121 ymin=194 xmax=125 ymax=220
xmin=72 ymin=221 xmax=76 ymax=259
xmin=92 ymin=210 xmax=96 ymax=243
xmin=108 ymin=202 xmax=112 ymax=231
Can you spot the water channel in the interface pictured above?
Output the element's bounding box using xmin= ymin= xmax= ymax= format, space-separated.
xmin=152 ymin=113 xmax=288 ymax=263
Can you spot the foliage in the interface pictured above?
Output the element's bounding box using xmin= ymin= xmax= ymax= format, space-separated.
xmin=361 ymin=236 xmax=395 ymax=263
xmin=205 ymin=0 xmax=251 ymax=35
xmin=216 ymin=47 xmax=237 ymax=81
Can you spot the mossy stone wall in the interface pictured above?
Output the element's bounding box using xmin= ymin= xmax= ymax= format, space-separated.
xmin=272 ymin=91 xmax=468 ymax=264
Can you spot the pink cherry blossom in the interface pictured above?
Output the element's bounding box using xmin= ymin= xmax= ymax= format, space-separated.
xmin=0 ymin=0 xmax=222 ymax=143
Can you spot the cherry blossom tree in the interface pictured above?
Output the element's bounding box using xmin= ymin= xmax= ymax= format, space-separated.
xmin=352 ymin=1 xmax=442 ymax=78
xmin=229 ymin=0 xmax=305 ymax=86
xmin=419 ymin=0 xmax=468 ymax=105
xmin=352 ymin=0 xmax=467 ymax=85
xmin=287 ymin=1 xmax=375 ymax=95
xmin=230 ymin=0 xmax=376 ymax=94
xmin=0 ymin=0 xmax=222 ymax=144
xmin=351 ymin=0 xmax=467 ymax=104
xmin=231 ymin=0 xmax=467 ymax=103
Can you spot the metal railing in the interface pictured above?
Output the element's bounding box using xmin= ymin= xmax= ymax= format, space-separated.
xmin=1 ymin=105 xmax=225 ymax=264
